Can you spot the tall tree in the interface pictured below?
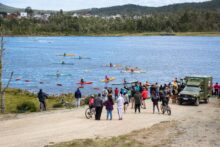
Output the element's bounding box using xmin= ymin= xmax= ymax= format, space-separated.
xmin=25 ymin=6 xmax=33 ymax=17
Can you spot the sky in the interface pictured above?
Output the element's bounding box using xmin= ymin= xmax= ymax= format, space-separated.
xmin=0 ymin=0 xmax=210 ymax=11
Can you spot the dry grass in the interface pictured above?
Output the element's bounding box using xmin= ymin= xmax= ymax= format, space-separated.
xmin=46 ymin=120 xmax=183 ymax=147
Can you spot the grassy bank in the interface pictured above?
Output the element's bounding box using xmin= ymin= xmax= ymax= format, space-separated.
xmin=46 ymin=120 xmax=180 ymax=147
xmin=4 ymin=32 xmax=220 ymax=37
xmin=3 ymin=88 xmax=75 ymax=113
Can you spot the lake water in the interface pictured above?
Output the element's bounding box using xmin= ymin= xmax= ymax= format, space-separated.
xmin=3 ymin=36 xmax=220 ymax=95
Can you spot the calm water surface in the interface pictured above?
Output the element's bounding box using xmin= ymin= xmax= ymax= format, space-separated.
xmin=3 ymin=36 xmax=220 ymax=94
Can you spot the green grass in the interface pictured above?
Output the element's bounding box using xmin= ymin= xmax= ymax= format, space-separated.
xmin=3 ymin=88 xmax=75 ymax=113
xmin=46 ymin=136 xmax=142 ymax=147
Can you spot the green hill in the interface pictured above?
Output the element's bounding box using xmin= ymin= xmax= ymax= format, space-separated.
xmin=0 ymin=0 xmax=220 ymax=15
xmin=73 ymin=0 xmax=220 ymax=16
xmin=0 ymin=3 xmax=23 ymax=13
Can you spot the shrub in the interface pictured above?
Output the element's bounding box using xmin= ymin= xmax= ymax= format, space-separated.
xmin=16 ymin=101 xmax=37 ymax=113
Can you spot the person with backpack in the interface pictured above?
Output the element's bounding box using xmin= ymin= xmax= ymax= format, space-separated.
xmin=103 ymin=95 xmax=114 ymax=120
xmin=37 ymin=89 xmax=48 ymax=111
xmin=94 ymin=93 xmax=103 ymax=120
xmin=151 ymin=90 xmax=160 ymax=114
xmin=74 ymin=88 xmax=82 ymax=107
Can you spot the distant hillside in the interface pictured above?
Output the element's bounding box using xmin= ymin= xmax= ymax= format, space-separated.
xmin=0 ymin=3 xmax=55 ymax=14
xmin=73 ymin=0 xmax=220 ymax=16
xmin=1 ymin=0 xmax=220 ymax=15
xmin=0 ymin=3 xmax=23 ymax=13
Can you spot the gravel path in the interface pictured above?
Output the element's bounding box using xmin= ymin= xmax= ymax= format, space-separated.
xmin=0 ymin=98 xmax=219 ymax=147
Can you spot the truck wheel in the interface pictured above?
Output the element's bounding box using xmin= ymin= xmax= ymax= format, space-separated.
xmin=195 ymin=98 xmax=200 ymax=106
xmin=177 ymin=100 xmax=182 ymax=105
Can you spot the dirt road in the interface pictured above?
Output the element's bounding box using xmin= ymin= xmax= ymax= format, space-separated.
xmin=0 ymin=98 xmax=219 ymax=147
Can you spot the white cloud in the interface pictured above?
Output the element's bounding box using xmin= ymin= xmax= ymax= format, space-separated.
xmin=0 ymin=0 xmax=210 ymax=10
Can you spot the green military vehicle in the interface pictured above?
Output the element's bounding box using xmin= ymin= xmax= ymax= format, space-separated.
xmin=178 ymin=76 xmax=212 ymax=106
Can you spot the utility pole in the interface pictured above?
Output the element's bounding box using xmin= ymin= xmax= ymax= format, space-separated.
xmin=0 ymin=33 xmax=4 ymax=113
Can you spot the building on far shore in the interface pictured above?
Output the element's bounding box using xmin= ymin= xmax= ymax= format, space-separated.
xmin=19 ymin=12 xmax=28 ymax=18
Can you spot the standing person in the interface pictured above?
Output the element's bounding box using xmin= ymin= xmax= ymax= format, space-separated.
xmin=217 ymin=83 xmax=220 ymax=98
xmin=130 ymin=86 xmax=136 ymax=109
xmin=151 ymin=91 xmax=160 ymax=114
xmin=37 ymin=89 xmax=48 ymax=111
xmin=141 ymin=87 xmax=148 ymax=109
xmin=116 ymin=93 xmax=124 ymax=120
xmin=74 ymin=88 xmax=82 ymax=107
xmin=114 ymin=87 xmax=119 ymax=100
xmin=134 ymin=91 xmax=142 ymax=113
xmin=214 ymin=83 xmax=219 ymax=96
xmin=102 ymin=87 xmax=108 ymax=102
xmin=103 ymin=95 xmax=114 ymax=120
xmin=123 ymin=92 xmax=129 ymax=113
xmin=94 ymin=93 xmax=103 ymax=120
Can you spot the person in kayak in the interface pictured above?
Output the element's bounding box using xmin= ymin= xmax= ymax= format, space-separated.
xmin=80 ymin=78 xmax=84 ymax=83
xmin=105 ymin=75 xmax=109 ymax=81
xmin=109 ymin=63 xmax=113 ymax=67
xmin=61 ymin=61 xmax=65 ymax=64
xmin=56 ymin=70 xmax=60 ymax=77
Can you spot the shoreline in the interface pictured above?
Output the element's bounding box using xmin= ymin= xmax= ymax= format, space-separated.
xmin=3 ymin=32 xmax=220 ymax=37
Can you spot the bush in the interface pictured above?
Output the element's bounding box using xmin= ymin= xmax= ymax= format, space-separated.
xmin=16 ymin=101 xmax=37 ymax=113
xmin=53 ymin=103 xmax=63 ymax=108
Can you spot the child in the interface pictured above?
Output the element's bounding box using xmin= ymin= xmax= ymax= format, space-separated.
xmin=123 ymin=92 xmax=129 ymax=113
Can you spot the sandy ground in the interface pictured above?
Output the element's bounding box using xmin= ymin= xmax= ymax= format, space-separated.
xmin=0 ymin=98 xmax=219 ymax=147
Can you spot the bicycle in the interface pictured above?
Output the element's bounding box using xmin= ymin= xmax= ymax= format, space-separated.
xmin=85 ymin=107 xmax=96 ymax=119
xmin=161 ymin=104 xmax=171 ymax=115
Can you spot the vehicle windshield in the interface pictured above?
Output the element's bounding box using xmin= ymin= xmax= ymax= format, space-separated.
xmin=183 ymin=86 xmax=201 ymax=92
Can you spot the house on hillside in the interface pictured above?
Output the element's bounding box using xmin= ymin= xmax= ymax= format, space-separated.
xmin=33 ymin=13 xmax=51 ymax=21
xmin=19 ymin=12 xmax=28 ymax=18
xmin=6 ymin=12 xmax=19 ymax=19
xmin=72 ymin=13 xmax=79 ymax=18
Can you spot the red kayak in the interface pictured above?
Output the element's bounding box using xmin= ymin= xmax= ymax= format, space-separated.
xmin=77 ymin=82 xmax=93 ymax=85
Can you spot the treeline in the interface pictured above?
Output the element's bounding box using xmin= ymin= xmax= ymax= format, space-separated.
xmin=1 ymin=10 xmax=220 ymax=35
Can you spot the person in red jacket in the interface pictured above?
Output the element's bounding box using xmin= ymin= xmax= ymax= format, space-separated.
xmin=214 ymin=83 xmax=219 ymax=96
xmin=114 ymin=87 xmax=119 ymax=100
xmin=141 ymin=87 xmax=148 ymax=109
xmin=217 ymin=84 xmax=220 ymax=98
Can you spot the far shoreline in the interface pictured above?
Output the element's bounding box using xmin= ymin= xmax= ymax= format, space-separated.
xmin=3 ymin=32 xmax=220 ymax=37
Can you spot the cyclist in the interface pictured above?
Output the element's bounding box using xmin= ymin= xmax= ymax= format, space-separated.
xmin=89 ymin=95 xmax=95 ymax=110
